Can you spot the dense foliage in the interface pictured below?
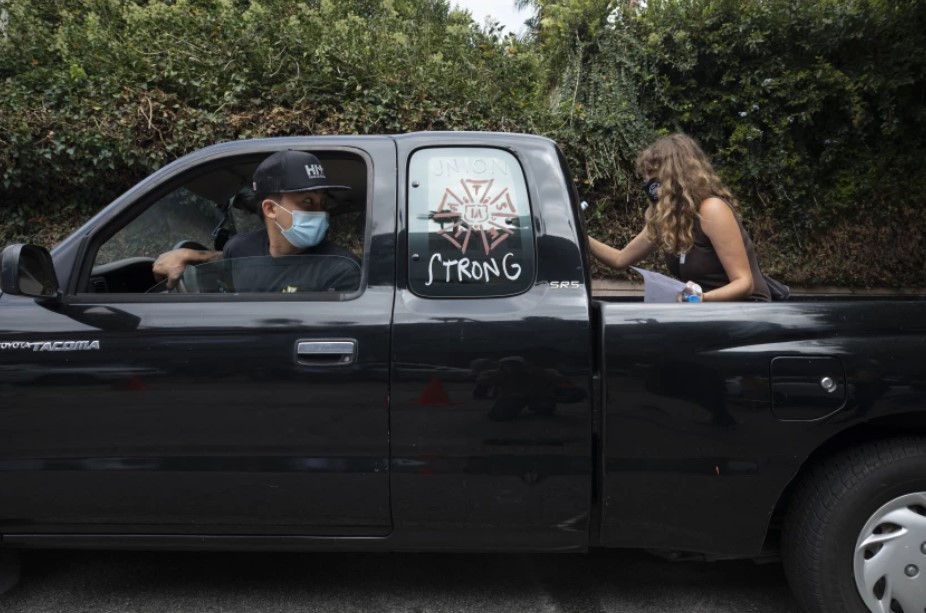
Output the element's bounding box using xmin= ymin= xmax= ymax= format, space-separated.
xmin=1 ymin=0 xmax=924 ymax=286
xmin=0 ymin=0 xmax=545 ymax=245
xmin=541 ymin=0 xmax=926 ymax=286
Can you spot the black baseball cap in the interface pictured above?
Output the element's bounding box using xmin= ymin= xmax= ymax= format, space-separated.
xmin=252 ymin=150 xmax=349 ymax=195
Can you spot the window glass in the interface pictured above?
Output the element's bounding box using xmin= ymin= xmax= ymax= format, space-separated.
xmin=184 ymin=255 xmax=360 ymax=294
xmin=86 ymin=152 xmax=368 ymax=296
xmin=407 ymin=147 xmax=535 ymax=298
xmin=231 ymin=204 xmax=265 ymax=236
xmin=96 ymin=188 xmax=221 ymax=265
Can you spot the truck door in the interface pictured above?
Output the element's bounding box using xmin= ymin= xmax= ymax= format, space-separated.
xmin=389 ymin=136 xmax=594 ymax=550
xmin=0 ymin=140 xmax=396 ymax=537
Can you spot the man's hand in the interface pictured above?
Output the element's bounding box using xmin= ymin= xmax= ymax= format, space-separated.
xmin=153 ymin=248 xmax=221 ymax=289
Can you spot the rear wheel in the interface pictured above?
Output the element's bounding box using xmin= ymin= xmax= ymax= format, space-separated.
xmin=782 ymin=437 xmax=926 ymax=613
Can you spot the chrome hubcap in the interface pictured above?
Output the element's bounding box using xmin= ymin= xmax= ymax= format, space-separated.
xmin=854 ymin=492 xmax=926 ymax=613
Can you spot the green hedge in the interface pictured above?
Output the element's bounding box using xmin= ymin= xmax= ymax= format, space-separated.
xmin=2 ymin=0 xmax=924 ymax=287
xmin=0 ymin=0 xmax=547 ymax=245
xmin=553 ymin=0 xmax=926 ymax=287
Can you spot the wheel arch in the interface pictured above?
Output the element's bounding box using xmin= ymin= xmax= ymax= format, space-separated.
xmin=763 ymin=411 xmax=926 ymax=554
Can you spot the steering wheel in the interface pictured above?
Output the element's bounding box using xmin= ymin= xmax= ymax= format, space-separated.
xmin=145 ymin=277 xmax=170 ymax=294
xmin=145 ymin=240 xmax=211 ymax=293
xmin=172 ymin=240 xmax=210 ymax=251
xmin=172 ymin=240 xmax=211 ymax=293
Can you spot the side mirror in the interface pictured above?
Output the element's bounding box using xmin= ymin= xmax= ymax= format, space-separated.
xmin=0 ymin=244 xmax=60 ymax=300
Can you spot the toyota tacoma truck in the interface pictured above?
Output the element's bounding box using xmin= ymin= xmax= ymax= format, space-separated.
xmin=1 ymin=133 xmax=924 ymax=613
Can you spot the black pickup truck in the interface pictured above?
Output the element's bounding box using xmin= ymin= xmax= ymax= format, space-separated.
xmin=1 ymin=133 xmax=924 ymax=613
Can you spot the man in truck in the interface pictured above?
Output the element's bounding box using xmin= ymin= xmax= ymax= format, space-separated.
xmin=152 ymin=150 xmax=359 ymax=293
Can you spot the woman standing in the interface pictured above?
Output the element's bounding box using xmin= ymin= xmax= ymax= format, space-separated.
xmin=588 ymin=133 xmax=771 ymax=302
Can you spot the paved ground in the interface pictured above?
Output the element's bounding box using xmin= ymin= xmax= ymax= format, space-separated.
xmin=0 ymin=548 xmax=800 ymax=612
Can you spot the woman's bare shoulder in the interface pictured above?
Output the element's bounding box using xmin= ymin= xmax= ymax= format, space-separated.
xmin=698 ymin=196 xmax=734 ymax=218
xmin=698 ymin=197 xmax=740 ymax=237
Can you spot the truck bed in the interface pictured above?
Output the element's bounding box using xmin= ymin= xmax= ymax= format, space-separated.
xmin=592 ymin=297 xmax=926 ymax=556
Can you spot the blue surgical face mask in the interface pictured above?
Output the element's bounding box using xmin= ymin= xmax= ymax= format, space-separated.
xmin=273 ymin=202 xmax=329 ymax=249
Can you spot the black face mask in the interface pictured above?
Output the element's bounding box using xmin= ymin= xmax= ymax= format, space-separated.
xmin=643 ymin=179 xmax=660 ymax=204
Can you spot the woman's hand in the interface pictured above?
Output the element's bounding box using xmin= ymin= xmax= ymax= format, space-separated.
xmin=676 ymin=281 xmax=703 ymax=303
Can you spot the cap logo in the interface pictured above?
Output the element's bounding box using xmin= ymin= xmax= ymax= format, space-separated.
xmin=305 ymin=164 xmax=325 ymax=179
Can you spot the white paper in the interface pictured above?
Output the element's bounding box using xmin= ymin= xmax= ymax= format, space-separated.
xmin=630 ymin=267 xmax=686 ymax=303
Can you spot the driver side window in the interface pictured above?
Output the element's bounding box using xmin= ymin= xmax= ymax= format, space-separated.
xmin=84 ymin=151 xmax=367 ymax=297
xmin=96 ymin=187 xmax=222 ymax=266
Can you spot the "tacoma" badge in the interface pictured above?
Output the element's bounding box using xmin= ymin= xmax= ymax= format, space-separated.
xmin=0 ymin=340 xmax=101 ymax=352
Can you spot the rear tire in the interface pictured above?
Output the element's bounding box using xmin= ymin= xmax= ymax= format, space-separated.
xmin=782 ymin=437 xmax=926 ymax=613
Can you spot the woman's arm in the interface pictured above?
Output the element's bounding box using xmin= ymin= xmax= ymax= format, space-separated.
xmin=588 ymin=232 xmax=655 ymax=271
xmin=697 ymin=198 xmax=753 ymax=301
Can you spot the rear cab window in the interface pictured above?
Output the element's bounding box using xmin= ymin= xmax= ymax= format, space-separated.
xmin=407 ymin=147 xmax=535 ymax=298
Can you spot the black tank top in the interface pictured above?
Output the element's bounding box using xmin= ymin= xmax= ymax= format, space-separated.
xmin=664 ymin=201 xmax=771 ymax=302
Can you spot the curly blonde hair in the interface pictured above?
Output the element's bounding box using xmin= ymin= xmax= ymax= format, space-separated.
xmin=637 ymin=133 xmax=738 ymax=255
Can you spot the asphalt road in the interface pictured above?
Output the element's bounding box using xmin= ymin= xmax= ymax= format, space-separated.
xmin=0 ymin=548 xmax=800 ymax=612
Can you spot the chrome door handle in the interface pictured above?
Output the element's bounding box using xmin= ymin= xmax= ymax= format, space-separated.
xmin=296 ymin=340 xmax=357 ymax=365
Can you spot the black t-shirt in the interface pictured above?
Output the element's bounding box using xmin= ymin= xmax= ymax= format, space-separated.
xmin=209 ymin=230 xmax=360 ymax=293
